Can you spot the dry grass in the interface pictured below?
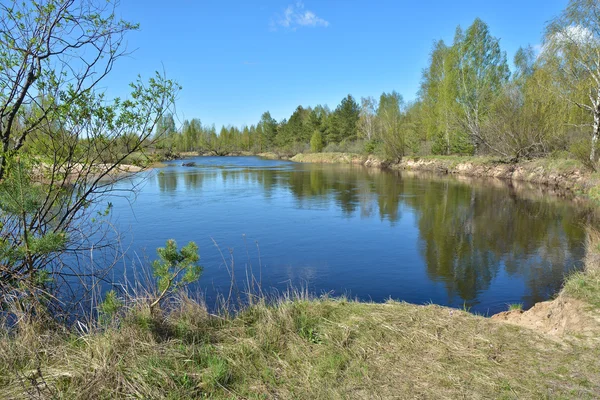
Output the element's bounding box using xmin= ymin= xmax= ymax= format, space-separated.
xmin=290 ymin=153 xmax=367 ymax=164
xmin=1 ymin=291 xmax=600 ymax=399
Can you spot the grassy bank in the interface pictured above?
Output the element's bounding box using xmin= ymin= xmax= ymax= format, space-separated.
xmin=2 ymin=297 xmax=600 ymax=399
xmin=2 ymin=233 xmax=600 ymax=399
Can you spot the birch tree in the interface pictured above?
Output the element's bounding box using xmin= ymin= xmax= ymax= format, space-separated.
xmin=377 ymin=91 xmax=404 ymax=159
xmin=455 ymin=19 xmax=510 ymax=153
xmin=420 ymin=40 xmax=463 ymax=154
xmin=358 ymin=96 xmax=378 ymax=141
xmin=543 ymin=0 xmax=600 ymax=166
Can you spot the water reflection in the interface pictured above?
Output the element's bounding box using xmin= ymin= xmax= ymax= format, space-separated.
xmin=157 ymin=171 xmax=178 ymax=192
xmin=407 ymin=178 xmax=587 ymax=307
xmin=149 ymin=158 xmax=591 ymax=311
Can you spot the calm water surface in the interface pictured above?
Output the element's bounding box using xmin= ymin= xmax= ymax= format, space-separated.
xmin=106 ymin=156 xmax=590 ymax=314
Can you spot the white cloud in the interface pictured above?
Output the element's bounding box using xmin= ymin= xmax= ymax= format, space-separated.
xmin=271 ymin=2 xmax=329 ymax=31
xmin=542 ymin=25 xmax=599 ymax=55
xmin=555 ymin=25 xmax=596 ymax=46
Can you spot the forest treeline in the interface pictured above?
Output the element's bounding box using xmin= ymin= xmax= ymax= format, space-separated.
xmin=162 ymin=2 xmax=600 ymax=169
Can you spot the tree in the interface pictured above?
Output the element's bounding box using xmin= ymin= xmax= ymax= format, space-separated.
xmin=156 ymin=113 xmax=177 ymax=152
xmin=201 ymin=125 xmax=236 ymax=156
xmin=150 ymin=240 xmax=202 ymax=313
xmin=309 ymin=105 xmax=331 ymax=144
xmin=0 ymin=0 xmax=179 ymax=312
xmin=454 ymin=19 xmax=510 ymax=153
xmin=480 ymin=46 xmax=565 ymax=159
xmin=358 ymin=96 xmax=378 ymax=141
xmin=310 ymin=131 xmax=324 ymax=152
xmin=330 ymin=95 xmax=360 ymax=143
xmin=276 ymin=106 xmax=311 ymax=148
xmin=378 ymin=91 xmax=405 ymax=159
xmin=241 ymin=125 xmax=252 ymax=151
xmin=257 ymin=111 xmax=277 ymax=151
xmin=420 ymin=40 xmax=465 ymax=155
xmin=0 ymin=0 xmax=139 ymax=179
xmin=543 ymin=0 xmax=600 ymax=166
xmin=180 ymin=118 xmax=202 ymax=152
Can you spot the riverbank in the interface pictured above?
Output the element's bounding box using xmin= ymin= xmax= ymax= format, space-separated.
xmin=2 ymin=231 xmax=600 ymax=399
xmin=180 ymin=151 xmax=600 ymax=201
xmin=286 ymin=153 xmax=600 ymax=203
xmin=31 ymin=162 xmax=146 ymax=184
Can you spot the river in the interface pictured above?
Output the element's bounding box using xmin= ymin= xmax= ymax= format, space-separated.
xmin=103 ymin=156 xmax=590 ymax=315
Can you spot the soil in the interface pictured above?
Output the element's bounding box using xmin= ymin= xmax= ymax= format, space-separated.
xmin=399 ymin=158 xmax=591 ymax=192
xmin=491 ymin=296 xmax=600 ymax=340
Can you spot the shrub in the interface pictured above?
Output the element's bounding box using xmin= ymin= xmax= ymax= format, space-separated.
xmin=150 ymin=240 xmax=202 ymax=312
xmin=99 ymin=290 xmax=124 ymax=324
xmin=570 ymin=138 xmax=598 ymax=171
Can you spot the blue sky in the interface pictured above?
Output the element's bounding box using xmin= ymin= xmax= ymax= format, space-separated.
xmin=103 ymin=0 xmax=568 ymax=128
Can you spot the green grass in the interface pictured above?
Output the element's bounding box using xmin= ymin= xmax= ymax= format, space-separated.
xmin=563 ymin=270 xmax=600 ymax=308
xmin=2 ymin=294 xmax=600 ymax=399
xmin=562 ymin=229 xmax=600 ymax=308
xmin=508 ymin=303 xmax=524 ymax=311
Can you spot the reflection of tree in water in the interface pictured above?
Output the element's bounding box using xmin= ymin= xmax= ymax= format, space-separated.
xmin=279 ymin=164 xmax=590 ymax=307
xmin=403 ymin=179 xmax=589 ymax=308
xmin=371 ymin=170 xmax=403 ymax=223
xmin=358 ymin=178 xmax=376 ymax=219
xmin=183 ymin=171 xmax=203 ymax=191
xmin=284 ymin=165 xmax=404 ymax=220
xmin=155 ymin=163 xmax=591 ymax=308
xmin=156 ymin=171 xmax=178 ymax=192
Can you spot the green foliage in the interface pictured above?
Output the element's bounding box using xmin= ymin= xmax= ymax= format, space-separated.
xmin=564 ymin=270 xmax=600 ymax=308
xmin=277 ymin=106 xmax=312 ymax=148
xmin=0 ymin=159 xmax=44 ymax=216
xmin=364 ymin=140 xmax=377 ymax=154
xmin=258 ymin=112 xmax=278 ymax=151
xmin=99 ymin=290 xmax=124 ymax=324
xmin=570 ymin=138 xmax=599 ymax=171
xmin=329 ymin=95 xmax=360 ymax=144
xmin=455 ymin=19 xmax=510 ymax=144
xmin=203 ymin=355 xmax=232 ymax=390
xmin=508 ymin=303 xmax=523 ymax=311
xmin=0 ymin=160 xmax=67 ymax=291
xmin=377 ymin=91 xmax=405 ymax=160
xmin=151 ymin=240 xmax=202 ymax=311
xmin=310 ymin=131 xmax=324 ymax=153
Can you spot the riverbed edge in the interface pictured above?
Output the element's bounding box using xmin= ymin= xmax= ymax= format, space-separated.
xmin=282 ymin=152 xmax=600 ymax=202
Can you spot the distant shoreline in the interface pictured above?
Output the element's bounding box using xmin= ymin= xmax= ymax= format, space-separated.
xmin=179 ymin=151 xmax=600 ymax=203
